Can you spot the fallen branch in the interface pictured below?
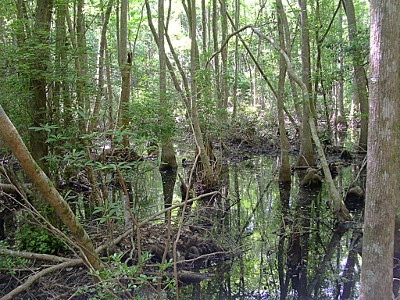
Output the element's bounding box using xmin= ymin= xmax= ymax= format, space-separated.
xmin=0 ymin=259 xmax=83 ymax=300
xmin=0 ymin=249 xmax=72 ymax=263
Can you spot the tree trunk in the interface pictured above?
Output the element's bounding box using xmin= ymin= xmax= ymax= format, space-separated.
xmin=296 ymin=0 xmax=315 ymax=167
xmin=29 ymin=0 xmax=53 ymax=174
xmin=360 ymin=0 xmax=400 ymax=298
xmin=88 ymin=0 xmax=113 ymax=133
xmin=117 ymin=0 xmax=132 ymax=147
xmin=158 ymin=0 xmax=177 ymax=170
xmin=276 ymin=0 xmax=291 ymax=183
xmin=342 ymin=0 xmax=369 ymax=151
xmin=220 ymin=0 xmax=228 ymax=109
xmin=232 ymin=0 xmax=240 ymax=119
xmin=0 ymin=105 xmax=103 ymax=271
xmin=188 ymin=0 xmax=215 ymax=184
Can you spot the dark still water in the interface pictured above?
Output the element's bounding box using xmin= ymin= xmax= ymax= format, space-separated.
xmin=171 ymin=155 xmax=364 ymax=300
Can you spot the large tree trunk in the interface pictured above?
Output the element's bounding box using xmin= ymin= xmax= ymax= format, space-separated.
xmin=0 ymin=105 xmax=103 ymax=271
xmin=360 ymin=0 xmax=400 ymax=298
xmin=296 ymin=0 xmax=315 ymax=167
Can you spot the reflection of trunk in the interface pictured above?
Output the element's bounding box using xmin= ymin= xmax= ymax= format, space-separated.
xmin=278 ymin=182 xmax=291 ymax=300
xmin=308 ymin=223 xmax=349 ymax=296
xmin=287 ymin=179 xmax=317 ymax=299
xmin=341 ymin=230 xmax=361 ymax=299
xmin=160 ymin=168 xmax=177 ymax=221
xmin=233 ymin=164 xmax=245 ymax=292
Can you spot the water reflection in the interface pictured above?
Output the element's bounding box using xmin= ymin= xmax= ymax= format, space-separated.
xmin=177 ymin=155 xmax=361 ymax=299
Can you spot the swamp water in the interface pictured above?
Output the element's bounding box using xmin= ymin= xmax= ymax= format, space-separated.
xmin=133 ymin=155 xmax=364 ymax=300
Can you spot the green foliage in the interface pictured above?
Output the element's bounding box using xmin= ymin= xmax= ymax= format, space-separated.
xmin=93 ymin=198 xmax=124 ymax=224
xmin=0 ymin=242 xmax=30 ymax=275
xmin=77 ymin=252 xmax=175 ymax=299
xmin=16 ymin=222 xmax=67 ymax=255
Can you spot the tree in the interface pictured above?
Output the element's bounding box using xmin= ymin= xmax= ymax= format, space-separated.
xmin=117 ymin=0 xmax=132 ymax=147
xmin=342 ymin=0 xmax=369 ymax=151
xmin=360 ymin=0 xmax=400 ymax=298
xmin=158 ymin=0 xmax=178 ymax=171
xmin=29 ymin=0 xmax=53 ymax=173
xmin=276 ymin=0 xmax=291 ymax=183
xmin=296 ymin=0 xmax=315 ymax=167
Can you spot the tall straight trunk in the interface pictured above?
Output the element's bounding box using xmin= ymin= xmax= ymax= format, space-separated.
xmin=201 ymin=0 xmax=207 ymax=55
xmin=212 ymin=0 xmax=221 ymax=107
xmin=104 ymin=40 xmax=115 ymax=129
xmin=158 ymin=0 xmax=177 ymax=170
xmin=188 ymin=0 xmax=215 ymax=184
xmin=76 ymin=0 xmax=89 ymax=127
xmin=0 ymin=105 xmax=103 ymax=271
xmin=342 ymin=0 xmax=368 ymax=151
xmin=275 ymin=0 xmax=301 ymax=124
xmin=220 ymin=0 xmax=228 ymax=109
xmin=334 ymin=12 xmax=346 ymax=146
xmin=276 ymin=0 xmax=291 ymax=183
xmin=53 ymin=0 xmax=66 ymax=124
xmin=88 ymin=0 xmax=113 ymax=133
xmin=117 ymin=0 xmax=132 ymax=147
xmin=29 ymin=0 xmax=53 ymax=173
xmin=296 ymin=0 xmax=315 ymax=167
xmin=360 ymin=0 xmax=400 ymax=298
xmin=232 ymin=0 xmax=240 ymax=119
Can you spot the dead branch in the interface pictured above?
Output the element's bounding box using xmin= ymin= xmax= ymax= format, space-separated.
xmin=0 ymin=249 xmax=72 ymax=263
xmin=0 ymin=259 xmax=82 ymax=300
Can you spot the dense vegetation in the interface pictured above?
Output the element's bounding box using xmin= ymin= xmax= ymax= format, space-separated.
xmin=0 ymin=0 xmax=399 ymax=299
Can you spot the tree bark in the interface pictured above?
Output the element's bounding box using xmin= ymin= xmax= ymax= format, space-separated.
xmin=276 ymin=0 xmax=291 ymax=183
xmin=158 ymin=0 xmax=178 ymax=170
xmin=117 ymin=0 xmax=132 ymax=148
xmin=360 ymin=0 xmax=400 ymax=298
xmin=296 ymin=0 xmax=315 ymax=167
xmin=29 ymin=0 xmax=53 ymax=173
xmin=188 ymin=0 xmax=215 ymax=184
xmin=88 ymin=0 xmax=114 ymax=133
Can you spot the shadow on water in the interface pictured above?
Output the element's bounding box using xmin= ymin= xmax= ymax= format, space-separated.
xmin=175 ymin=155 xmax=364 ymax=300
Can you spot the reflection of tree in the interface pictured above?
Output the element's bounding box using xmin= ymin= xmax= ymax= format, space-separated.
xmin=277 ymin=182 xmax=291 ymax=300
xmin=308 ymin=222 xmax=350 ymax=296
xmin=286 ymin=180 xmax=316 ymax=299
xmin=340 ymin=230 xmax=362 ymax=299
